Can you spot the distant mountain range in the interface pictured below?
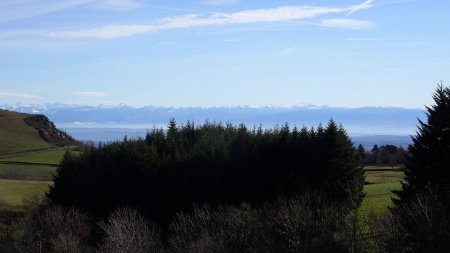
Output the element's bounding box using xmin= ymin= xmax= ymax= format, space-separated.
xmin=1 ymin=103 xmax=425 ymax=147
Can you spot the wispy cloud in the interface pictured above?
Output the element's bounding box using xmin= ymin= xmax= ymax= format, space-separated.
xmin=45 ymin=1 xmax=375 ymax=39
xmin=47 ymin=25 xmax=155 ymax=39
xmin=347 ymin=0 xmax=374 ymax=14
xmin=321 ymin=19 xmax=375 ymax=29
xmin=0 ymin=92 xmax=38 ymax=99
xmin=0 ymin=0 xmax=142 ymax=23
xmin=0 ymin=0 xmax=91 ymax=23
xmin=72 ymin=91 xmax=111 ymax=97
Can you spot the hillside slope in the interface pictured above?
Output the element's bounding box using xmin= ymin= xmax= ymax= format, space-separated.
xmin=0 ymin=109 xmax=76 ymax=154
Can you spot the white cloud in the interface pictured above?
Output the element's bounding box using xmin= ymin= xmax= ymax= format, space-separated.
xmin=72 ymin=91 xmax=111 ymax=97
xmin=347 ymin=0 xmax=374 ymax=14
xmin=46 ymin=25 xmax=156 ymax=39
xmin=0 ymin=92 xmax=38 ymax=99
xmin=45 ymin=1 xmax=374 ymax=39
xmin=321 ymin=19 xmax=375 ymax=29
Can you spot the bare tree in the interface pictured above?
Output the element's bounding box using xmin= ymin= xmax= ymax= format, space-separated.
xmin=98 ymin=207 xmax=162 ymax=253
xmin=262 ymin=194 xmax=350 ymax=253
xmin=10 ymin=204 xmax=91 ymax=253
xmin=381 ymin=186 xmax=450 ymax=253
xmin=168 ymin=205 xmax=218 ymax=253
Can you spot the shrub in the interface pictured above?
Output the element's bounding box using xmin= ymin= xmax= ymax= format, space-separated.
xmin=10 ymin=204 xmax=92 ymax=253
xmin=98 ymin=208 xmax=162 ymax=253
xmin=383 ymin=187 xmax=450 ymax=253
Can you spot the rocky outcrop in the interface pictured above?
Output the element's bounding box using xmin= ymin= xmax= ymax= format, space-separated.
xmin=24 ymin=115 xmax=77 ymax=147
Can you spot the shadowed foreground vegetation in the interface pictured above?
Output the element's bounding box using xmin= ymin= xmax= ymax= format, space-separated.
xmin=1 ymin=190 xmax=446 ymax=253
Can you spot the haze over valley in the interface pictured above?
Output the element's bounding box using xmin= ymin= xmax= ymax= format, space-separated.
xmin=2 ymin=103 xmax=424 ymax=147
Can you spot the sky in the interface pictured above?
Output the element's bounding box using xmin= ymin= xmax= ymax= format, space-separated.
xmin=0 ymin=0 xmax=449 ymax=108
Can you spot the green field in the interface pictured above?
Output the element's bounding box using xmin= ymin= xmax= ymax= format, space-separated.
xmin=359 ymin=165 xmax=405 ymax=217
xmin=360 ymin=182 xmax=402 ymax=214
xmin=365 ymin=170 xmax=404 ymax=184
xmin=0 ymin=145 xmax=76 ymax=211
xmin=0 ymin=164 xmax=56 ymax=181
xmin=0 ymin=179 xmax=52 ymax=211
xmin=0 ymin=148 xmax=69 ymax=165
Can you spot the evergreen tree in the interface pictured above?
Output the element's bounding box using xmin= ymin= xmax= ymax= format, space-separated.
xmin=357 ymin=144 xmax=366 ymax=163
xmin=397 ymin=84 xmax=450 ymax=202
xmin=316 ymin=120 xmax=365 ymax=206
xmin=386 ymin=85 xmax=450 ymax=253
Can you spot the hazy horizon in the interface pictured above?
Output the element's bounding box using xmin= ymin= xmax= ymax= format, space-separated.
xmin=1 ymin=104 xmax=426 ymax=141
xmin=0 ymin=101 xmax=427 ymax=110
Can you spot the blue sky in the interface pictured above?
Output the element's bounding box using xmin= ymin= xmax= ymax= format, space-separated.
xmin=0 ymin=0 xmax=449 ymax=108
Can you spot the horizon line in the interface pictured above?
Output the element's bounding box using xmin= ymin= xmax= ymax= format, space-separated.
xmin=0 ymin=102 xmax=426 ymax=111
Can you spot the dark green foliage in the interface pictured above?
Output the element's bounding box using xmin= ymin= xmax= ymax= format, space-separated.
xmin=48 ymin=120 xmax=364 ymax=227
xmin=363 ymin=145 xmax=406 ymax=165
xmin=397 ymin=84 xmax=450 ymax=201
xmin=389 ymin=84 xmax=450 ymax=253
xmin=357 ymin=144 xmax=366 ymax=161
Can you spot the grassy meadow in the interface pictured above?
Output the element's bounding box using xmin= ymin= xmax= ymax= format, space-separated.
xmin=0 ymin=164 xmax=56 ymax=181
xmin=359 ymin=165 xmax=405 ymax=216
xmin=0 ymin=148 xmax=69 ymax=165
xmin=0 ymin=148 xmax=75 ymax=211
xmin=0 ymin=179 xmax=52 ymax=211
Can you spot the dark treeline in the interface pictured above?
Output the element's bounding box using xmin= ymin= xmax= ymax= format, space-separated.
xmin=358 ymin=144 xmax=407 ymax=166
xmin=47 ymin=120 xmax=364 ymax=228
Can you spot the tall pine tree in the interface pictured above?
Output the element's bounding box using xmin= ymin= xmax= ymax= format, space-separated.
xmin=389 ymin=84 xmax=450 ymax=253
xmin=315 ymin=120 xmax=365 ymax=207
xmin=397 ymin=84 xmax=450 ymax=202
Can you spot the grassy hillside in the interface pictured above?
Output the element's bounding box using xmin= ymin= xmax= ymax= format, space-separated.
xmin=0 ymin=109 xmax=78 ymax=211
xmin=0 ymin=109 xmax=51 ymax=154
xmin=0 ymin=109 xmax=76 ymax=154
xmin=0 ymin=148 xmax=69 ymax=165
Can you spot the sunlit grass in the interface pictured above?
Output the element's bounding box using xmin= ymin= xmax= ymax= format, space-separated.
xmin=0 ymin=148 xmax=69 ymax=165
xmin=0 ymin=179 xmax=52 ymax=211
